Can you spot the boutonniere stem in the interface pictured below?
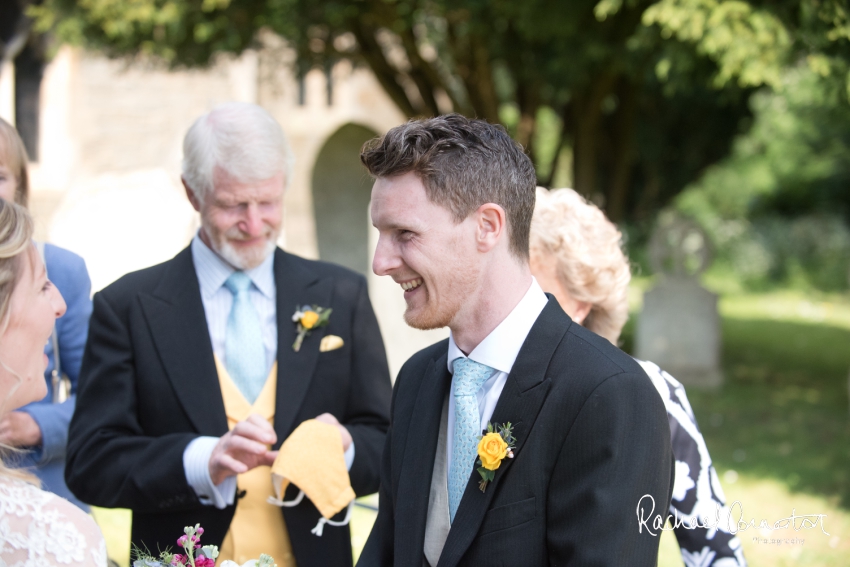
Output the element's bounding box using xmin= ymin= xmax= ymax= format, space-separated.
xmin=476 ymin=422 xmax=516 ymax=492
xmin=292 ymin=305 xmax=332 ymax=352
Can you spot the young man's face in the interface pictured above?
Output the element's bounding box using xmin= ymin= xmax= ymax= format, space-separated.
xmin=371 ymin=172 xmax=480 ymax=330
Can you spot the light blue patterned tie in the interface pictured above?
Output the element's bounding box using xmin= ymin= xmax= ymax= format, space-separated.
xmin=448 ymin=357 xmax=495 ymax=523
xmin=224 ymin=272 xmax=266 ymax=404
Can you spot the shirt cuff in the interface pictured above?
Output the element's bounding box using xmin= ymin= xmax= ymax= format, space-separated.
xmin=344 ymin=441 xmax=355 ymax=470
xmin=183 ymin=436 xmax=237 ymax=509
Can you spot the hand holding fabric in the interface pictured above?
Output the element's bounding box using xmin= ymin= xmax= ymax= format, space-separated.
xmin=313 ymin=412 xmax=352 ymax=452
xmin=208 ymin=414 xmax=277 ymax=486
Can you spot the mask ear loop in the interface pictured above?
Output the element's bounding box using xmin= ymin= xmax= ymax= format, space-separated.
xmin=267 ymin=486 xmax=305 ymax=507
xmin=310 ymin=500 xmax=354 ymax=536
xmin=266 ymin=475 xmax=354 ymax=537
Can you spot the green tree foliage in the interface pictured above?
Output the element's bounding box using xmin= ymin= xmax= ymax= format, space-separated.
xmin=677 ymin=63 xmax=850 ymax=290
xmin=28 ymin=0 xmax=846 ymax=223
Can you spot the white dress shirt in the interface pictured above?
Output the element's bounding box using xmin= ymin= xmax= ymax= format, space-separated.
xmin=445 ymin=277 xmax=548 ymax=475
xmin=183 ymin=233 xmax=353 ymax=509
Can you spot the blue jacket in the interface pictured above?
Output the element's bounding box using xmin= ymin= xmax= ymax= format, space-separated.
xmin=19 ymin=243 xmax=92 ymax=509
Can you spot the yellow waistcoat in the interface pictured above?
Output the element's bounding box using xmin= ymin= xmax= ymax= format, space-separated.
xmin=215 ymin=357 xmax=296 ymax=567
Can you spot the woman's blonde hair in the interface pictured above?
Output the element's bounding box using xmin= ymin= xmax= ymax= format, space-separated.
xmin=0 ymin=118 xmax=30 ymax=208
xmin=530 ymin=187 xmax=631 ymax=344
xmin=0 ymin=199 xmax=38 ymax=483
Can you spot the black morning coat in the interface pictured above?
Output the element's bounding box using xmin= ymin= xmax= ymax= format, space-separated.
xmin=358 ymin=297 xmax=674 ymax=567
xmin=66 ymin=246 xmax=392 ymax=567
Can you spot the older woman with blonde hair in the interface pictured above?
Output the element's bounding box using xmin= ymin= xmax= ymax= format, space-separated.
xmin=0 ymin=200 xmax=106 ymax=565
xmin=530 ymin=187 xmax=746 ymax=567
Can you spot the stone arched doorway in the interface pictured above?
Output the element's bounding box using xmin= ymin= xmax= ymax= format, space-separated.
xmin=311 ymin=123 xmax=378 ymax=276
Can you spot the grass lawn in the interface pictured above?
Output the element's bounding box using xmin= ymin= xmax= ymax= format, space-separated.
xmin=94 ymin=287 xmax=850 ymax=566
xmin=625 ymin=285 xmax=850 ymax=566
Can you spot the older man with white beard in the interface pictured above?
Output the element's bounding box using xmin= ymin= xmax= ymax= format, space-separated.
xmin=66 ymin=103 xmax=392 ymax=567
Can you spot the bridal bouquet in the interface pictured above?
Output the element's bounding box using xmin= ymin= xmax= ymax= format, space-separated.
xmin=133 ymin=524 xmax=276 ymax=567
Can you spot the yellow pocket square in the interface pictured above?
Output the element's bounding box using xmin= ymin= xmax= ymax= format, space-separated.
xmin=319 ymin=335 xmax=344 ymax=352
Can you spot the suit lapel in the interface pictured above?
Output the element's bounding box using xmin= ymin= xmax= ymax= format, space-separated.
xmin=271 ymin=249 xmax=333 ymax=444
xmin=139 ymin=247 xmax=228 ymax=436
xmin=396 ymin=352 xmax=452 ymax=567
xmin=437 ymin=298 xmax=572 ymax=567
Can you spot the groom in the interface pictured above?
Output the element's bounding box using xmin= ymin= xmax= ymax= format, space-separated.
xmin=359 ymin=114 xmax=673 ymax=566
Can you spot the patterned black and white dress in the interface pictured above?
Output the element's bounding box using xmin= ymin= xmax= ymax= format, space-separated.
xmin=636 ymin=359 xmax=747 ymax=567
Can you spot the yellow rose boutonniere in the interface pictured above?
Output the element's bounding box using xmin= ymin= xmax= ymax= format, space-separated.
xmin=292 ymin=305 xmax=332 ymax=352
xmin=478 ymin=433 xmax=508 ymax=470
xmin=476 ymin=422 xmax=516 ymax=492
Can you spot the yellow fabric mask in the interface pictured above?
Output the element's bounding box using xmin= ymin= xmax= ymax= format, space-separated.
xmin=267 ymin=419 xmax=356 ymax=536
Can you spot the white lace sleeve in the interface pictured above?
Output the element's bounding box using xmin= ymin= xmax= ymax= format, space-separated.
xmin=0 ymin=476 xmax=107 ymax=567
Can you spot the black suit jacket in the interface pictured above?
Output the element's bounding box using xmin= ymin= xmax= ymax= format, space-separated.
xmin=66 ymin=246 xmax=392 ymax=567
xmin=358 ymin=298 xmax=673 ymax=567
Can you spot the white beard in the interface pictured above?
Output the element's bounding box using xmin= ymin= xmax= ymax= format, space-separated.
xmin=215 ymin=236 xmax=277 ymax=270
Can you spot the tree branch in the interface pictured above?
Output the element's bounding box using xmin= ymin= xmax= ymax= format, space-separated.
xmin=605 ymin=78 xmax=638 ymax=222
xmin=396 ymin=27 xmax=440 ymax=116
xmin=397 ymin=24 xmax=467 ymax=115
xmin=540 ymin=102 xmax=571 ymax=187
xmin=0 ymin=7 xmax=32 ymax=64
xmin=350 ymin=19 xmax=418 ymax=118
xmin=572 ymin=72 xmax=618 ymax=197
xmin=447 ymin=19 xmax=499 ymax=122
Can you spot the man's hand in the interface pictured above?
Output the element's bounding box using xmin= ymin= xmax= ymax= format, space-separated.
xmin=0 ymin=412 xmax=42 ymax=447
xmin=314 ymin=413 xmax=352 ymax=452
xmin=209 ymin=414 xmax=277 ymax=486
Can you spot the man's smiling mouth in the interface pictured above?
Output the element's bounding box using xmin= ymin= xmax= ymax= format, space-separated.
xmin=400 ymin=278 xmax=423 ymax=291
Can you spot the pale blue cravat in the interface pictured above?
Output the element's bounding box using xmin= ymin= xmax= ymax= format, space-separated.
xmin=448 ymin=358 xmax=495 ymax=523
xmin=224 ymin=272 xmax=266 ymax=404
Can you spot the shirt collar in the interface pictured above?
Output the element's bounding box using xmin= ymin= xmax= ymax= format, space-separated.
xmin=447 ymin=277 xmax=548 ymax=375
xmin=191 ymin=232 xmax=276 ymax=300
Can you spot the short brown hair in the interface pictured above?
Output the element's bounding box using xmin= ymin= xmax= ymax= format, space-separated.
xmin=361 ymin=114 xmax=536 ymax=259
xmin=0 ymin=118 xmax=30 ymax=208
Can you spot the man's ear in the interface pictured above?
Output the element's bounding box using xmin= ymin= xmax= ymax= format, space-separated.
xmin=475 ymin=203 xmax=506 ymax=253
xmin=182 ymin=177 xmax=202 ymax=213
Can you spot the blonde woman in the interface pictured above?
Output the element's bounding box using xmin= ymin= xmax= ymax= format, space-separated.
xmin=0 ymin=200 xmax=106 ymax=565
xmin=530 ymin=187 xmax=746 ymax=567
xmin=0 ymin=118 xmax=92 ymax=510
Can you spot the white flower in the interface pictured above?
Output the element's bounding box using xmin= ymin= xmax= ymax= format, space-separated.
xmin=202 ymin=545 xmax=220 ymax=560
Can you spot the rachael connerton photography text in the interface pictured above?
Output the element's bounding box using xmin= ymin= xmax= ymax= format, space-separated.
xmin=636 ymin=495 xmax=830 ymax=537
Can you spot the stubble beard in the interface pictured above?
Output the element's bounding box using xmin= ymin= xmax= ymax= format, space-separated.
xmin=403 ymin=267 xmax=478 ymax=331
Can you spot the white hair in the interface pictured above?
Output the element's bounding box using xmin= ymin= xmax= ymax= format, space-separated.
xmin=181 ymin=102 xmax=294 ymax=203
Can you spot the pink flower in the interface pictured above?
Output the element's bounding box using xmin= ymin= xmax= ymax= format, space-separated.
xmin=171 ymin=554 xmax=186 ymax=565
xmin=177 ymin=535 xmax=189 ymax=547
xmin=195 ymin=558 xmax=215 ymax=567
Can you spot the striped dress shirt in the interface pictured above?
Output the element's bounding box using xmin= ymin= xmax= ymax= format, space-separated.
xmin=183 ymin=233 xmax=277 ymax=508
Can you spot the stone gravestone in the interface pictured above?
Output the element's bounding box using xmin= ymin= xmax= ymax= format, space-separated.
xmin=636 ymin=215 xmax=723 ymax=388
